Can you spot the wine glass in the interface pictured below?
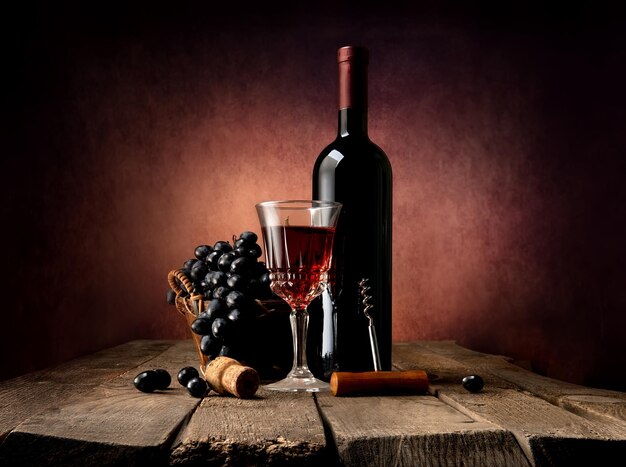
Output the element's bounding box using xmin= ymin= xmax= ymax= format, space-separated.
xmin=256 ymin=200 xmax=342 ymax=392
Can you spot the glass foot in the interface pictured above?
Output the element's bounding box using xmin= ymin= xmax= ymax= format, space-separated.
xmin=264 ymin=371 xmax=329 ymax=392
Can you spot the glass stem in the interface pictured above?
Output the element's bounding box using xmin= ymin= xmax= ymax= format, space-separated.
xmin=290 ymin=306 xmax=310 ymax=375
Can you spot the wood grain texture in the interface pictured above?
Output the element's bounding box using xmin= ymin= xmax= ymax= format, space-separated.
xmin=400 ymin=341 xmax=626 ymax=428
xmin=0 ymin=340 xmax=175 ymax=440
xmin=316 ymin=391 xmax=529 ymax=466
xmin=170 ymin=388 xmax=328 ymax=466
xmin=0 ymin=340 xmax=201 ymax=467
xmin=394 ymin=342 xmax=626 ymax=465
xmin=2 ymin=340 xmax=625 ymax=467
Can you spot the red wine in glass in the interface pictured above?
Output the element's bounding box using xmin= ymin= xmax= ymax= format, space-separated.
xmin=262 ymin=226 xmax=336 ymax=308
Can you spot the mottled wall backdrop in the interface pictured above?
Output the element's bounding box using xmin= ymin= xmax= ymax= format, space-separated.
xmin=3 ymin=3 xmax=626 ymax=390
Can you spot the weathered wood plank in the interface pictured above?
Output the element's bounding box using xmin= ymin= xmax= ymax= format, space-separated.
xmin=170 ymin=388 xmax=328 ymax=466
xmin=403 ymin=341 xmax=626 ymax=428
xmin=316 ymin=391 xmax=529 ymax=466
xmin=439 ymin=389 xmax=626 ymax=465
xmin=0 ymin=340 xmax=201 ymax=467
xmin=394 ymin=342 xmax=626 ymax=465
xmin=393 ymin=342 xmax=520 ymax=393
xmin=559 ymin=393 xmax=626 ymax=429
xmin=2 ymin=339 xmax=624 ymax=467
xmin=0 ymin=339 xmax=176 ymax=440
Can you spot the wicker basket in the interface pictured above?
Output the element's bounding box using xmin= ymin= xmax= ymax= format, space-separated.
xmin=168 ymin=269 xmax=292 ymax=381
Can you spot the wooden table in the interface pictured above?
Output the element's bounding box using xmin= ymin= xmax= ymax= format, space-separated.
xmin=1 ymin=340 xmax=625 ymax=466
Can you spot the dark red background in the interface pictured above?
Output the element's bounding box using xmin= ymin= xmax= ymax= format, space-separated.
xmin=3 ymin=2 xmax=626 ymax=390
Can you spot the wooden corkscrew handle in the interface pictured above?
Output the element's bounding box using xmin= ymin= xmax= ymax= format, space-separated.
xmin=330 ymin=370 xmax=429 ymax=396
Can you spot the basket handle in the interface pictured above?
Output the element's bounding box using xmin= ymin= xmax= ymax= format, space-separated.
xmin=168 ymin=269 xmax=204 ymax=316
xmin=168 ymin=269 xmax=193 ymax=296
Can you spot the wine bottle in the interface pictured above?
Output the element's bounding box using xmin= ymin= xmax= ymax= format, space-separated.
xmin=311 ymin=45 xmax=392 ymax=375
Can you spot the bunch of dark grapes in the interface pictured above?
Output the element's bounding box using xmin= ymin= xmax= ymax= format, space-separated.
xmin=167 ymin=231 xmax=275 ymax=365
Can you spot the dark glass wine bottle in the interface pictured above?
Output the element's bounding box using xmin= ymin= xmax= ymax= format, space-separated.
xmin=310 ymin=45 xmax=392 ymax=376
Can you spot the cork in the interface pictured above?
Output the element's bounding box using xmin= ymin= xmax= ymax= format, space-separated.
xmin=205 ymin=356 xmax=260 ymax=398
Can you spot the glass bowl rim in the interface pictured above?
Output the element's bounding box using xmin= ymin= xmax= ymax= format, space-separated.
xmin=255 ymin=199 xmax=342 ymax=210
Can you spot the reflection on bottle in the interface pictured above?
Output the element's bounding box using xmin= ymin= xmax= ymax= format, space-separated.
xmin=320 ymin=286 xmax=338 ymax=380
xmin=308 ymin=284 xmax=339 ymax=382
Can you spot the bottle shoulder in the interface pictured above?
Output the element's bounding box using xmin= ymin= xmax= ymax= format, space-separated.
xmin=314 ymin=135 xmax=391 ymax=170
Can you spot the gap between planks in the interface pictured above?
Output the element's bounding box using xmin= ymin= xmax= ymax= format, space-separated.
xmin=394 ymin=342 xmax=626 ymax=465
xmin=0 ymin=339 xmax=178 ymax=441
xmin=0 ymin=340 xmax=202 ymax=467
xmin=402 ymin=341 xmax=626 ymax=429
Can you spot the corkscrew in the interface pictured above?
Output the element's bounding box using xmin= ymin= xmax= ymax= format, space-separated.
xmin=359 ymin=278 xmax=381 ymax=371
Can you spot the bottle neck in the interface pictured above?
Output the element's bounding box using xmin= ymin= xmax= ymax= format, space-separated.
xmin=337 ymin=49 xmax=368 ymax=138
xmin=338 ymin=108 xmax=368 ymax=137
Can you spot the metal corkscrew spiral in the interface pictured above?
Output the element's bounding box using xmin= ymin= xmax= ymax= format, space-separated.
xmin=359 ymin=278 xmax=381 ymax=371
xmin=359 ymin=279 xmax=374 ymax=325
